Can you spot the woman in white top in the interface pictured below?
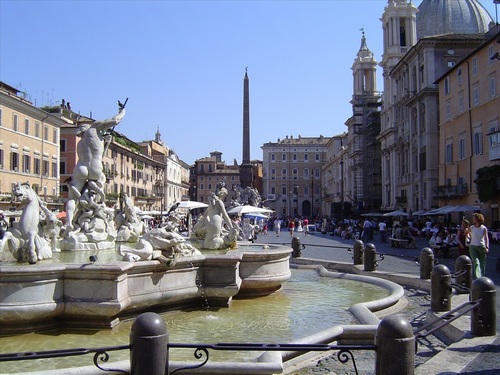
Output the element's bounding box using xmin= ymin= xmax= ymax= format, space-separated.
xmin=466 ymin=213 xmax=489 ymax=279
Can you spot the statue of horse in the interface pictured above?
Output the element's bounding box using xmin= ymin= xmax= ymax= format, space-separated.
xmin=0 ymin=182 xmax=52 ymax=264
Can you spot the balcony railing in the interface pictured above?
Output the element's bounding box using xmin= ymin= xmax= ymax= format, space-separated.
xmin=433 ymin=184 xmax=468 ymax=199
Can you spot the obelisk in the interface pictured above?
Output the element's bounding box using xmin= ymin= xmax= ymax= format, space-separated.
xmin=240 ymin=68 xmax=253 ymax=188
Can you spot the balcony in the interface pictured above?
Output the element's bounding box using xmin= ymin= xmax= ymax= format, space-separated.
xmin=395 ymin=196 xmax=407 ymax=204
xmin=433 ymin=184 xmax=468 ymax=199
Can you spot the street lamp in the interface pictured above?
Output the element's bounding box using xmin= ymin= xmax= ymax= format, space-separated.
xmin=294 ymin=185 xmax=299 ymax=216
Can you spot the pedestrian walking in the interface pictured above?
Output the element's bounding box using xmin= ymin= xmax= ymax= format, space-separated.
xmin=274 ymin=218 xmax=281 ymax=237
xmin=303 ymin=217 xmax=309 ymax=236
xmin=378 ymin=220 xmax=387 ymax=243
xmin=288 ymin=219 xmax=295 ymax=237
xmin=466 ymin=213 xmax=489 ymax=279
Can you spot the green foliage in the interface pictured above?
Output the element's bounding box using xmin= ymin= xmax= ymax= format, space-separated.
xmin=474 ymin=165 xmax=500 ymax=202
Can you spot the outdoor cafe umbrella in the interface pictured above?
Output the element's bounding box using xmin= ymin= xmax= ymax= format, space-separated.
xmin=426 ymin=205 xmax=455 ymax=215
xmin=445 ymin=205 xmax=481 ymax=213
xmin=383 ymin=210 xmax=409 ymax=217
xmin=226 ymin=205 xmax=274 ymax=215
xmin=176 ymin=201 xmax=208 ymax=210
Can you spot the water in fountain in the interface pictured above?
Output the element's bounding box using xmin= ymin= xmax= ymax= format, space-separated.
xmin=0 ymin=269 xmax=387 ymax=373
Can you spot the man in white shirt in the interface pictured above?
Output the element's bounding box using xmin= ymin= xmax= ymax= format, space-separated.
xmin=378 ymin=220 xmax=387 ymax=243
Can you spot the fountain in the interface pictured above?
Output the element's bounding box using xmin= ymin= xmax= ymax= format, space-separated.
xmin=0 ymin=103 xmax=407 ymax=374
xmin=0 ymin=267 xmax=398 ymax=374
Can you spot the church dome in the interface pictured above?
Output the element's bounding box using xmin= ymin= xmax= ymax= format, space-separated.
xmin=417 ymin=0 xmax=493 ymax=39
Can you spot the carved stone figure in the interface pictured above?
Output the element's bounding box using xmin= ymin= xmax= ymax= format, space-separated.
xmin=61 ymin=103 xmax=125 ymax=250
xmin=0 ymin=182 xmax=52 ymax=263
xmin=119 ymin=227 xmax=201 ymax=264
xmin=231 ymin=185 xmax=262 ymax=207
xmin=60 ymin=183 xmax=117 ymax=250
xmin=193 ymin=183 xmax=238 ymax=249
xmin=115 ymin=193 xmax=144 ymax=242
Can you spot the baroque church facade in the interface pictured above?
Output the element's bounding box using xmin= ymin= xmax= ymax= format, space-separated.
xmin=379 ymin=0 xmax=495 ymax=214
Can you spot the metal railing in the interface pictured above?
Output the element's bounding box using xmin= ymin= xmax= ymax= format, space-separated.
xmin=0 ymin=342 xmax=377 ymax=375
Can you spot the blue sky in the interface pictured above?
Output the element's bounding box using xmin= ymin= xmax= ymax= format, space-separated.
xmin=1 ymin=0 xmax=498 ymax=165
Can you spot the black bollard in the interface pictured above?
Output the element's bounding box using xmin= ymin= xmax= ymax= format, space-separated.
xmin=419 ymin=247 xmax=434 ymax=279
xmin=130 ymin=312 xmax=169 ymax=375
xmin=375 ymin=315 xmax=415 ymax=375
xmin=471 ymin=277 xmax=497 ymax=336
xmin=352 ymin=239 xmax=364 ymax=265
xmin=291 ymin=236 xmax=304 ymax=258
xmin=363 ymin=243 xmax=383 ymax=272
xmin=454 ymin=255 xmax=472 ymax=294
xmin=430 ymin=264 xmax=452 ymax=312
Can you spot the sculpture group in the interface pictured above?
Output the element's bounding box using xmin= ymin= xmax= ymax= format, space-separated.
xmin=0 ymin=103 xmax=270 ymax=265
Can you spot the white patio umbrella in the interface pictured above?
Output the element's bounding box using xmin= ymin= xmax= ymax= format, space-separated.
xmin=226 ymin=205 xmax=274 ymax=215
xmin=383 ymin=210 xmax=409 ymax=217
xmin=176 ymin=201 xmax=208 ymax=210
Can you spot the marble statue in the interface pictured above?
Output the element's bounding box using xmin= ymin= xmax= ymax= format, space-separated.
xmin=231 ymin=185 xmax=262 ymax=207
xmin=115 ymin=193 xmax=144 ymax=242
xmin=0 ymin=182 xmax=53 ymax=263
xmin=119 ymin=227 xmax=201 ymax=265
xmin=193 ymin=182 xmax=238 ymax=249
xmin=61 ymin=103 xmax=125 ymax=250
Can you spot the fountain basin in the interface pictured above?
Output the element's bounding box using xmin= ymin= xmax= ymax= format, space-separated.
xmin=0 ymin=244 xmax=292 ymax=334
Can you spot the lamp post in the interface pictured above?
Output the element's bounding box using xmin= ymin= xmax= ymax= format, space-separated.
xmin=340 ymin=157 xmax=344 ymax=220
xmin=294 ymin=185 xmax=299 ymax=216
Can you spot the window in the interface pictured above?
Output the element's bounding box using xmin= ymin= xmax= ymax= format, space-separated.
xmin=281 ymin=186 xmax=287 ymax=195
xmin=23 ymin=154 xmax=30 ymax=173
xmin=59 ymin=161 xmax=66 ymax=175
xmin=445 ymin=143 xmax=453 ymax=164
xmin=52 ymin=161 xmax=58 ymax=178
xmin=293 ymin=153 xmax=297 ymax=161
xmin=445 ymin=101 xmax=451 ymax=120
xmin=474 ymin=131 xmax=483 ymax=155
xmin=35 ymin=122 xmax=40 ymax=138
xmin=60 ymin=139 xmax=66 ymax=152
xmin=459 ymin=138 xmax=466 ymax=160
xmin=315 ymin=153 xmax=320 ymax=161
xmin=489 ymin=46 xmax=494 ymax=66
xmin=34 ymin=158 xmax=40 ymax=175
xmin=44 ymin=126 xmax=49 ymax=141
xmin=13 ymin=114 xmax=18 ymax=131
xmin=282 ymin=153 xmax=286 ymax=161
xmin=43 ymin=160 xmax=49 ymax=176
xmin=271 ymin=153 xmax=275 ymax=161
xmin=10 ymin=151 xmax=19 ymax=171
xmin=304 ymin=154 xmax=308 ymax=161
xmin=303 ymin=168 xmax=309 ymax=178
xmin=282 ymin=168 xmax=287 ymax=175
xmin=271 ymin=168 xmax=275 ymax=175
xmin=489 ymin=76 xmax=496 ymax=98
xmin=459 ymin=94 xmax=464 ymax=113
xmin=444 ymin=77 xmax=450 ymax=95
xmin=24 ymin=119 xmax=29 ymax=135
xmin=473 ymin=84 xmax=479 ymax=106
xmin=293 ymin=168 xmax=297 ymax=175
xmin=472 ymin=57 xmax=478 ymax=75
xmin=53 ymin=128 xmax=57 ymax=143
xmin=457 ymin=67 xmax=462 ymax=86
xmin=0 ymin=149 xmax=3 ymax=168
xmin=0 ymin=108 xmax=2 ymax=126
xmin=315 ymin=168 xmax=320 ymax=177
